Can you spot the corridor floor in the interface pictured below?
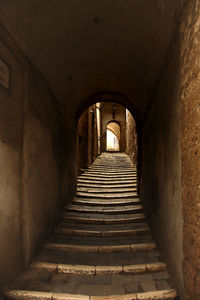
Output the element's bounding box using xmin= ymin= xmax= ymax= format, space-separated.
xmin=5 ymin=153 xmax=177 ymax=299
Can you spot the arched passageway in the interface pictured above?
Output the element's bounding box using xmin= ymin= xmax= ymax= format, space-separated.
xmin=0 ymin=2 xmax=199 ymax=299
xmin=5 ymin=99 xmax=178 ymax=299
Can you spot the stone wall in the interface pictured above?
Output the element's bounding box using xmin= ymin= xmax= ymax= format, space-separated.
xmin=180 ymin=1 xmax=200 ymax=299
xmin=0 ymin=24 xmax=64 ymax=287
xmin=141 ymin=1 xmax=200 ymax=298
xmin=140 ymin=13 xmax=184 ymax=300
xmin=126 ymin=110 xmax=137 ymax=165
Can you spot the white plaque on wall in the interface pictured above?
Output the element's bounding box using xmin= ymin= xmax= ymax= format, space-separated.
xmin=0 ymin=58 xmax=9 ymax=89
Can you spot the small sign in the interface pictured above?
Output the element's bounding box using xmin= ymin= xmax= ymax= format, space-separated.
xmin=0 ymin=58 xmax=9 ymax=90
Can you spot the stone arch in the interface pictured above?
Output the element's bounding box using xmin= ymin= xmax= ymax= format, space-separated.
xmin=75 ymin=91 xmax=141 ymax=125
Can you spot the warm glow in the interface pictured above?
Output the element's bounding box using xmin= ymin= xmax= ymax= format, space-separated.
xmin=106 ymin=129 xmax=119 ymax=151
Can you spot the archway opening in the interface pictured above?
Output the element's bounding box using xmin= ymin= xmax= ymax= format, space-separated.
xmin=77 ymin=100 xmax=138 ymax=173
xmin=106 ymin=121 xmax=120 ymax=151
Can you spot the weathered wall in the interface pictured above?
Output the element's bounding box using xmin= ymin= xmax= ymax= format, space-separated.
xmin=141 ymin=20 xmax=184 ymax=299
xmin=0 ymin=35 xmax=23 ymax=288
xmin=180 ymin=1 xmax=200 ymax=299
xmin=77 ymin=109 xmax=89 ymax=170
xmin=22 ymin=63 xmax=63 ymax=266
xmin=101 ymin=102 xmax=126 ymax=152
xmin=141 ymin=1 xmax=200 ymax=298
xmin=0 ymin=24 xmax=64 ymax=287
xmin=126 ymin=110 xmax=137 ymax=165
xmin=77 ymin=105 xmax=98 ymax=172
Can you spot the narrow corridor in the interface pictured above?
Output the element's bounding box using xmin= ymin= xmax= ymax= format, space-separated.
xmin=5 ymin=153 xmax=177 ymax=299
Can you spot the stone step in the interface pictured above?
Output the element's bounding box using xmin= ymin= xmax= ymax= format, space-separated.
xmin=36 ymin=246 xmax=163 ymax=266
xmin=77 ymin=183 xmax=137 ymax=188
xmin=77 ymin=187 xmax=137 ymax=193
xmin=73 ymin=198 xmax=141 ymax=206
xmin=87 ymin=171 xmax=137 ymax=175
xmin=90 ymin=166 xmax=136 ymax=170
xmin=54 ymin=227 xmax=150 ymax=237
xmin=80 ymin=174 xmax=137 ymax=179
xmin=78 ymin=178 xmax=137 ymax=183
xmin=76 ymin=192 xmax=138 ymax=198
xmin=45 ymin=242 xmax=157 ymax=252
xmin=84 ymin=171 xmax=137 ymax=175
xmin=66 ymin=204 xmax=143 ymax=214
xmin=31 ymin=261 xmax=167 ymax=275
xmin=89 ymin=169 xmax=136 ymax=174
xmin=77 ymin=179 xmax=137 ymax=185
xmin=63 ymin=213 xmax=145 ymax=224
xmin=59 ymin=220 xmax=149 ymax=230
xmin=49 ymin=232 xmax=153 ymax=246
xmin=6 ymin=288 xmax=177 ymax=300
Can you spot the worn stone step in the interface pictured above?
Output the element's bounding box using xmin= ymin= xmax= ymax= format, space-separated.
xmin=76 ymin=192 xmax=138 ymax=198
xmin=90 ymin=164 xmax=136 ymax=168
xmin=66 ymin=204 xmax=143 ymax=214
xmin=87 ymin=171 xmax=137 ymax=176
xmin=77 ymin=179 xmax=137 ymax=185
xmin=45 ymin=242 xmax=157 ymax=252
xmin=54 ymin=227 xmax=150 ymax=237
xmin=36 ymin=246 xmax=163 ymax=266
xmin=63 ymin=213 xmax=145 ymax=224
xmin=31 ymin=261 xmax=167 ymax=275
xmin=77 ymin=183 xmax=137 ymax=188
xmin=90 ymin=166 xmax=136 ymax=170
xmin=77 ymin=187 xmax=137 ymax=193
xmin=50 ymin=232 xmax=153 ymax=246
xmin=80 ymin=174 xmax=137 ymax=179
xmin=78 ymin=178 xmax=137 ymax=183
xmin=84 ymin=171 xmax=137 ymax=176
xmin=6 ymin=288 xmax=177 ymax=300
xmin=73 ymin=198 xmax=141 ymax=206
xmin=59 ymin=220 xmax=149 ymax=231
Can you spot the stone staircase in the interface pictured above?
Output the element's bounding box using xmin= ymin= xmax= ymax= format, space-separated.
xmin=5 ymin=153 xmax=177 ymax=300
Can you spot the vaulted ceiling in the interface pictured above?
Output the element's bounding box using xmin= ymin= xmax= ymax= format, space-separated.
xmin=0 ymin=0 xmax=185 ymax=116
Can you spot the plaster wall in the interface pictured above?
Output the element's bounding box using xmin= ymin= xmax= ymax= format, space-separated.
xmin=0 ymin=24 xmax=64 ymax=287
xmin=0 ymin=37 xmax=23 ymax=287
xmin=22 ymin=63 xmax=63 ymax=266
